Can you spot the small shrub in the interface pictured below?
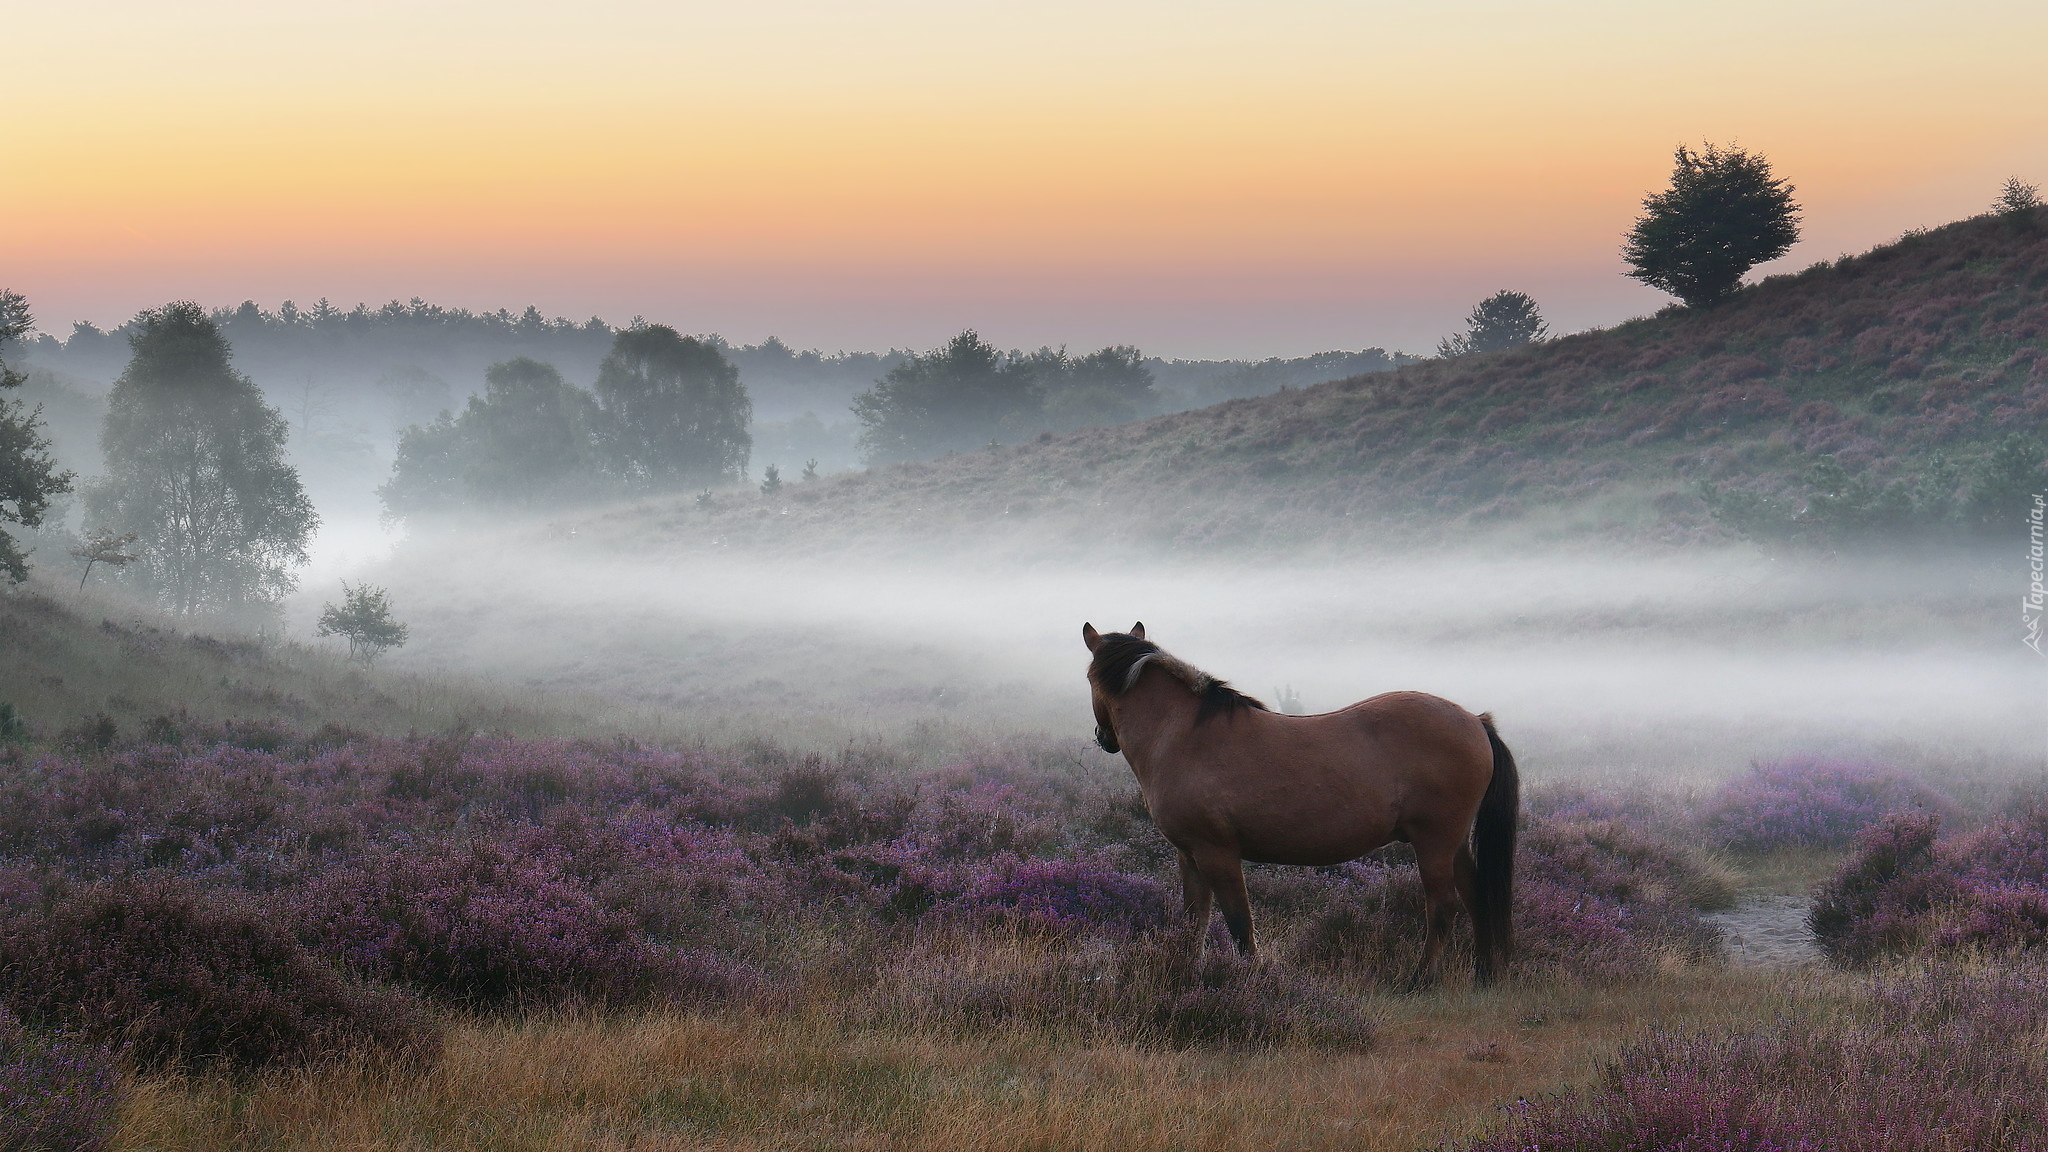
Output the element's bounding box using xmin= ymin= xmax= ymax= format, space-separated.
xmin=58 ymin=715 xmax=117 ymax=755
xmin=0 ymin=1008 xmax=118 ymax=1152
xmin=0 ymin=875 xmax=436 ymax=1071
xmin=1705 ymin=756 xmax=1953 ymax=852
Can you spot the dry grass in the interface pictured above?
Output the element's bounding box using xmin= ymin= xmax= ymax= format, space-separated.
xmin=1728 ymin=848 xmax=1851 ymax=897
xmin=119 ymin=967 xmax=1857 ymax=1152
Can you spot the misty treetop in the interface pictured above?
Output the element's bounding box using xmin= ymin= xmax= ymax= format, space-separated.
xmin=0 ymin=289 xmax=76 ymax=583
xmin=594 ymin=325 xmax=752 ymax=489
xmin=85 ymin=302 xmax=316 ymax=615
xmin=854 ymin=331 xmax=1161 ymax=464
xmin=380 ymin=326 xmax=753 ymax=520
xmin=380 ymin=357 xmax=601 ymax=519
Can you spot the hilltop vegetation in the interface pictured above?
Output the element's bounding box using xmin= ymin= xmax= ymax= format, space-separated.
xmin=625 ymin=210 xmax=2046 ymax=557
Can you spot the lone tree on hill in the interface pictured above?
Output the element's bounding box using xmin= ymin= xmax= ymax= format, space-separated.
xmin=1436 ymin=290 xmax=1549 ymax=357
xmin=1623 ymin=143 xmax=1800 ymax=308
xmin=317 ymin=581 xmax=410 ymax=665
xmin=1996 ymin=177 xmax=2042 ymax=225
xmin=85 ymin=303 xmax=316 ymax=615
xmin=0 ymin=289 xmax=76 ymax=583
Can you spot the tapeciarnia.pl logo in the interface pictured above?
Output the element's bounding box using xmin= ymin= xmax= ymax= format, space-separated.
xmin=2026 ymin=494 xmax=2045 ymax=655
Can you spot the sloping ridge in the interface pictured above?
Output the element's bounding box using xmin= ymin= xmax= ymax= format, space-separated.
xmin=606 ymin=212 xmax=2048 ymax=556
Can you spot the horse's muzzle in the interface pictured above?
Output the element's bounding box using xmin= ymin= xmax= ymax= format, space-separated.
xmin=1094 ymin=726 xmax=1120 ymax=754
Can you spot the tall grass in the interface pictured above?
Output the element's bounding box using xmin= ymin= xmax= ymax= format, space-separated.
xmin=120 ymin=970 xmax=1840 ymax=1152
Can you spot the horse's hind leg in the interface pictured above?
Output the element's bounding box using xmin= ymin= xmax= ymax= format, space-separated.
xmin=1453 ymin=841 xmax=1493 ymax=984
xmin=1405 ymin=835 xmax=1466 ymax=991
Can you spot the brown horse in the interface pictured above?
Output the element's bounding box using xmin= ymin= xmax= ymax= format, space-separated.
xmin=1082 ymin=622 xmax=1519 ymax=986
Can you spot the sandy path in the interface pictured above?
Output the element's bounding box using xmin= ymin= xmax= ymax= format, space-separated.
xmin=1706 ymin=895 xmax=1822 ymax=968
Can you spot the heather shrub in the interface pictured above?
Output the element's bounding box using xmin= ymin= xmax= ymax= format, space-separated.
xmin=1286 ymin=861 xmax=1429 ymax=981
xmin=1291 ymin=816 xmax=1724 ymax=983
xmin=0 ymin=1008 xmax=118 ymax=1152
xmin=1463 ymin=966 xmax=2048 ymax=1151
xmin=0 ymin=875 xmax=436 ymax=1071
xmin=1808 ymin=811 xmax=1944 ymax=965
xmin=508 ymin=810 xmax=785 ymax=941
xmin=296 ymin=836 xmax=756 ymax=1008
xmin=1811 ymin=806 xmax=2048 ymax=965
xmin=943 ymin=856 xmax=1169 ymax=936
xmin=1705 ymin=756 xmax=1953 ymax=852
xmin=1525 ymin=817 xmax=1738 ymax=913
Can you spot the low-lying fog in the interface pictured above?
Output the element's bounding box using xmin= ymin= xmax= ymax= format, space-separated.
xmin=288 ymin=521 xmax=2048 ymax=790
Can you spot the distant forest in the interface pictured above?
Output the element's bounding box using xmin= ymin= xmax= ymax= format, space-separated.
xmin=14 ymin=298 xmax=1415 ymax=492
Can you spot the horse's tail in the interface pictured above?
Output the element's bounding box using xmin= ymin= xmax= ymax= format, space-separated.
xmin=1471 ymin=712 xmax=1520 ymax=981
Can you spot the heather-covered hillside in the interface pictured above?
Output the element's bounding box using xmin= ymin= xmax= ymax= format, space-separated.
xmin=634 ymin=211 xmax=2047 ymax=556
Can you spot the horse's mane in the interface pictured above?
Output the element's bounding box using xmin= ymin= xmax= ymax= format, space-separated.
xmin=1088 ymin=634 xmax=1268 ymax=723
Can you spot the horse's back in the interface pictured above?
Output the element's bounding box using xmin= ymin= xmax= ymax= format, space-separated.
xmin=1325 ymin=690 xmax=1491 ymax=753
xmin=1156 ymin=689 xmax=1493 ymax=865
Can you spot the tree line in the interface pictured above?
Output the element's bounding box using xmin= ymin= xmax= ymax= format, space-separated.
xmin=3 ymin=293 xmax=1186 ymax=615
xmin=853 ymin=332 xmax=1158 ymax=463
xmin=380 ymin=325 xmax=753 ymax=518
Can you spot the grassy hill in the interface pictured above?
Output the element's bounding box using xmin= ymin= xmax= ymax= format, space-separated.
xmin=0 ymin=582 xmax=582 ymax=745
xmin=590 ymin=210 xmax=2047 ymax=557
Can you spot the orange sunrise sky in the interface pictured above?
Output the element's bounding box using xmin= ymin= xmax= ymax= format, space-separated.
xmin=5 ymin=0 xmax=2046 ymax=357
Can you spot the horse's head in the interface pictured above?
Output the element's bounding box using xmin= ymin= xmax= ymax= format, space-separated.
xmin=1081 ymin=621 xmax=1145 ymax=754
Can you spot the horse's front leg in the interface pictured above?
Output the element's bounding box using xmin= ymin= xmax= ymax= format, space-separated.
xmin=1188 ymin=846 xmax=1255 ymax=957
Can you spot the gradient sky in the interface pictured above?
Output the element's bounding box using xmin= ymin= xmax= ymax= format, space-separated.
xmin=6 ymin=0 xmax=2046 ymax=358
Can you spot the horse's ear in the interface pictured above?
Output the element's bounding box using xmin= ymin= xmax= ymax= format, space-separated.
xmin=1130 ymin=622 xmax=1145 ymax=640
xmin=1082 ymin=623 xmax=1103 ymax=652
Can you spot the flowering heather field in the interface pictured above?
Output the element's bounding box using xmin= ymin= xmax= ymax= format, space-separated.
xmin=1703 ymin=755 xmax=1957 ymax=853
xmin=1 ymin=1006 xmax=116 ymax=1152
xmin=0 ymin=723 xmax=1721 ymax=1038
xmin=1 ymin=724 xmax=2043 ymax=1149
